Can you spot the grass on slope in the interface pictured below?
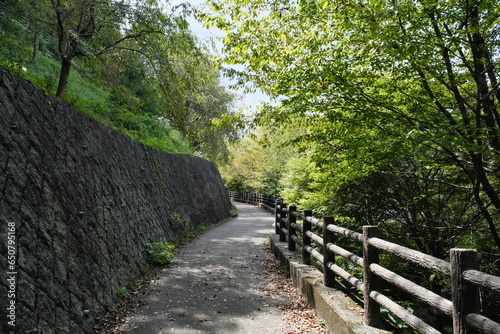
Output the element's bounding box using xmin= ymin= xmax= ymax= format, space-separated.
xmin=0 ymin=19 xmax=192 ymax=154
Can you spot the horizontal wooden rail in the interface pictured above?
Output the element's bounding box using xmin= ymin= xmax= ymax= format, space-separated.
xmin=309 ymin=248 xmax=324 ymax=263
xmin=326 ymin=224 xmax=363 ymax=243
xmin=466 ymin=314 xmax=500 ymax=333
xmin=306 ymin=230 xmax=324 ymax=246
xmin=326 ymin=261 xmax=364 ymax=290
xmin=326 ymin=243 xmax=363 ymax=267
xmin=463 ymin=270 xmax=500 ymax=293
xmin=369 ymin=290 xmax=441 ymax=334
xmin=369 ymin=237 xmax=451 ymax=276
xmin=307 ymin=215 xmax=324 ymax=228
xmin=229 ymin=192 xmax=500 ymax=334
xmin=291 ymin=234 xmax=304 ymax=247
xmin=291 ymin=222 xmax=303 ymax=233
xmin=369 ymin=263 xmax=453 ymax=316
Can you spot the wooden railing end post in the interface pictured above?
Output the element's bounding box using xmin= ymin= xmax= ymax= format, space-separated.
xmin=363 ymin=225 xmax=381 ymax=327
xmin=302 ymin=210 xmax=312 ymax=265
xmin=279 ymin=203 xmax=287 ymax=242
xmin=274 ymin=200 xmax=282 ymax=235
xmin=323 ymin=216 xmax=336 ymax=288
xmin=451 ymin=248 xmax=480 ymax=334
xmin=288 ymin=205 xmax=297 ymax=251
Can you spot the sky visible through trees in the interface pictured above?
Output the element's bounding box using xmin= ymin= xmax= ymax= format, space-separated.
xmin=171 ymin=0 xmax=272 ymax=113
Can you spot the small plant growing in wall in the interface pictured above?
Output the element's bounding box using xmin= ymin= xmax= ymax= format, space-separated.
xmin=116 ymin=286 xmax=129 ymax=298
xmin=146 ymin=242 xmax=176 ymax=266
xmin=168 ymin=212 xmax=188 ymax=228
xmin=229 ymin=205 xmax=238 ymax=217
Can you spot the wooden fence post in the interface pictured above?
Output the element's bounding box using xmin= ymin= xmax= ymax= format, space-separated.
xmin=279 ymin=203 xmax=287 ymax=242
xmin=303 ymin=210 xmax=312 ymax=265
xmin=274 ymin=201 xmax=282 ymax=235
xmin=363 ymin=225 xmax=381 ymax=327
xmin=450 ymin=248 xmax=480 ymax=334
xmin=323 ymin=216 xmax=336 ymax=288
xmin=288 ymin=205 xmax=297 ymax=251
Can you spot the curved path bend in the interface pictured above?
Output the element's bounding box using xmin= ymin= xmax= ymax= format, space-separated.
xmin=121 ymin=202 xmax=290 ymax=334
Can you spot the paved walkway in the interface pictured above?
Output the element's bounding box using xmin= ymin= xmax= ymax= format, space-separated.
xmin=121 ymin=202 xmax=289 ymax=334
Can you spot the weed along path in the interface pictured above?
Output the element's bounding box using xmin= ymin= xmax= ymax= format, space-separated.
xmin=119 ymin=202 xmax=291 ymax=334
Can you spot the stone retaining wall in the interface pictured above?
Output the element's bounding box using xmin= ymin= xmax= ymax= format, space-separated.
xmin=0 ymin=68 xmax=232 ymax=333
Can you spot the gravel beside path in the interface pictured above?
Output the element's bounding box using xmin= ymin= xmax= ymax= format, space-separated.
xmin=91 ymin=202 xmax=329 ymax=334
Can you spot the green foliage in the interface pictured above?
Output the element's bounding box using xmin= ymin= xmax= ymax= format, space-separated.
xmin=229 ymin=205 xmax=238 ymax=217
xmin=205 ymin=0 xmax=500 ymax=259
xmin=116 ymin=286 xmax=129 ymax=297
xmin=220 ymin=126 xmax=291 ymax=194
xmin=381 ymin=307 xmax=414 ymax=332
xmin=23 ymin=55 xmax=60 ymax=93
xmin=210 ymin=0 xmax=500 ymax=322
xmin=0 ymin=1 xmax=243 ymax=160
xmin=168 ymin=212 xmax=185 ymax=225
xmin=172 ymin=224 xmax=209 ymax=244
xmin=146 ymin=242 xmax=176 ymax=266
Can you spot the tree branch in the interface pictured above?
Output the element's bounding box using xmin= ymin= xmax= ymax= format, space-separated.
xmin=93 ymin=30 xmax=164 ymax=57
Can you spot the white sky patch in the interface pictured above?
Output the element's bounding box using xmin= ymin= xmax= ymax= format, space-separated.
xmin=170 ymin=0 xmax=272 ymax=114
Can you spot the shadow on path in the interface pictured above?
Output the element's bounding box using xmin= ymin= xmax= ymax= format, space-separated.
xmin=120 ymin=202 xmax=288 ymax=334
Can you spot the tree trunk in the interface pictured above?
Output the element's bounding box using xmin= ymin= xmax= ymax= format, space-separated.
xmin=32 ymin=31 xmax=40 ymax=63
xmin=56 ymin=56 xmax=72 ymax=97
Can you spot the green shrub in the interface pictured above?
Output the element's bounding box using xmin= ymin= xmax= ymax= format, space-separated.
xmin=229 ymin=205 xmax=238 ymax=217
xmin=146 ymin=242 xmax=176 ymax=266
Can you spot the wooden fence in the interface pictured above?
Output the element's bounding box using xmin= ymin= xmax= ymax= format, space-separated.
xmin=229 ymin=191 xmax=500 ymax=334
xmin=228 ymin=191 xmax=277 ymax=212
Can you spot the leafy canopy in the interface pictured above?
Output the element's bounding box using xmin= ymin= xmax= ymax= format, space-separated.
xmin=0 ymin=0 xmax=243 ymax=163
xmin=202 ymin=0 xmax=500 ymax=253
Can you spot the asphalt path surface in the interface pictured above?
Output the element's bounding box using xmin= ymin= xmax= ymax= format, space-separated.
xmin=120 ymin=202 xmax=290 ymax=334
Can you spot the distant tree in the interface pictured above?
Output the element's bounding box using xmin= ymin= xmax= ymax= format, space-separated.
xmin=104 ymin=18 xmax=243 ymax=164
xmin=221 ymin=125 xmax=296 ymax=194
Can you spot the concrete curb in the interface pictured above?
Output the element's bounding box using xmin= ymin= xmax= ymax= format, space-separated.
xmin=269 ymin=234 xmax=393 ymax=334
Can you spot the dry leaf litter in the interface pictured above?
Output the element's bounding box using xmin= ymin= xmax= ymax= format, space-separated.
xmin=91 ymin=246 xmax=329 ymax=334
